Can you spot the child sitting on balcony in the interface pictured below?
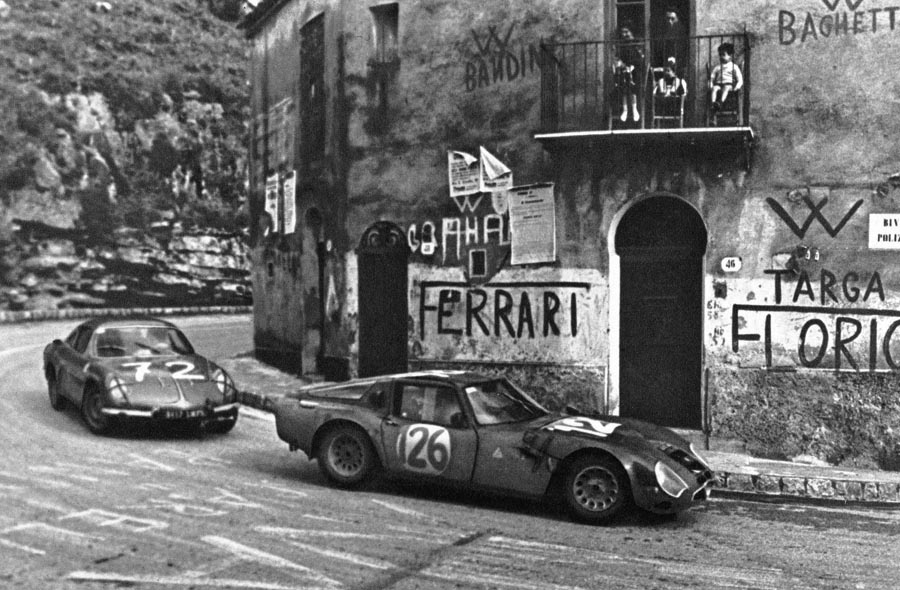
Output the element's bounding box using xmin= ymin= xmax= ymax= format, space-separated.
xmin=709 ymin=42 xmax=743 ymax=112
xmin=614 ymin=24 xmax=644 ymax=122
xmin=656 ymin=57 xmax=686 ymax=97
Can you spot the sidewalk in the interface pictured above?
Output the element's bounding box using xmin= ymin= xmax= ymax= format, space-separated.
xmin=219 ymin=355 xmax=900 ymax=508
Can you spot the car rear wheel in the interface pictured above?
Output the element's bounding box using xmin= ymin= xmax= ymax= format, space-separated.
xmin=317 ymin=425 xmax=376 ymax=488
xmin=563 ymin=454 xmax=631 ymax=524
xmin=47 ymin=368 xmax=66 ymax=411
xmin=81 ymin=384 xmax=112 ymax=435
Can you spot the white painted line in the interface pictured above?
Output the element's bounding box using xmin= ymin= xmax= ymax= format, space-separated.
xmin=30 ymin=465 xmax=99 ymax=482
xmin=126 ymin=453 xmax=176 ymax=473
xmin=0 ymin=470 xmax=73 ymax=489
xmin=0 ymin=483 xmax=24 ymax=491
xmin=240 ymin=406 xmax=275 ymax=422
xmin=202 ymin=536 xmax=341 ymax=588
xmin=298 ymin=514 xmax=342 ymax=523
xmin=66 ymin=571 xmax=330 ymax=589
xmin=210 ymin=488 xmax=263 ymax=509
xmin=0 ymin=537 xmax=45 ymax=555
xmin=1 ymin=522 xmax=100 ymax=540
xmin=246 ymin=482 xmax=309 ymax=498
xmin=423 ymin=568 xmax=588 ymax=590
xmin=371 ymin=499 xmax=427 ymax=518
xmin=287 ymin=540 xmax=396 ymax=570
xmin=256 ymin=526 xmax=425 ymax=542
xmin=60 ymin=509 xmax=167 ymax=532
xmin=56 ymin=462 xmax=131 ymax=477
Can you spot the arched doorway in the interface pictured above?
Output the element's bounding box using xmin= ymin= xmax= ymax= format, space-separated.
xmin=357 ymin=221 xmax=409 ymax=377
xmin=614 ymin=195 xmax=706 ymax=428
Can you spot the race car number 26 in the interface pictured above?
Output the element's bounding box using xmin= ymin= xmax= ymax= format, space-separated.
xmin=396 ymin=425 xmax=451 ymax=475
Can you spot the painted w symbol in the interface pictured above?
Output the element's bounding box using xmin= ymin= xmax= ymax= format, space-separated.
xmin=766 ymin=195 xmax=863 ymax=238
xmin=452 ymin=194 xmax=483 ymax=213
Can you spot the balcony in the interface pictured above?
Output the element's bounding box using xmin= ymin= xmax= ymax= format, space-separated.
xmin=536 ymin=33 xmax=753 ymax=162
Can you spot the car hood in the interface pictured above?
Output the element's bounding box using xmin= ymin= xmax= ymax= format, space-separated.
xmin=523 ymin=412 xmax=693 ymax=455
xmin=97 ymin=354 xmax=222 ymax=406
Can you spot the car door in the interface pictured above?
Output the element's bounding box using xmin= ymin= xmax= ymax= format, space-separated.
xmin=470 ymin=422 xmax=553 ymax=497
xmin=57 ymin=326 xmax=93 ymax=404
xmin=379 ymin=380 xmax=478 ymax=484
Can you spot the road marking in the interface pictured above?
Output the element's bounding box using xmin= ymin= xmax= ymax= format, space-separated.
xmin=246 ymin=482 xmax=309 ymax=498
xmin=60 ymin=509 xmax=167 ymax=532
xmin=202 ymin=536 xmax=341 ymax=588
xmin=287 ymin=540 xmax=396 ymax=570
xmin=209 ymin=488 xmax=263 ymax=509
xmin=153 ymin=449 xmax=232 ymax=467
xmin=371 ymin=499 xmax=427 ymax=518
xmin=256 ymin=526 xmax=426 ymax=542
xmin=0 ymin=537 xmax=45 ymax=555
xmin=124 ymin=453 xmax=176 ymax=473
xmin=30 ymin=465 xmax=99 ymax=482
xmin=66 ymin=571 xmax=331 ymax=589
xmin=422 ymin=568 xmax=588 ymax=590
xmin=0 ymin=469 xmax=72 ymax=489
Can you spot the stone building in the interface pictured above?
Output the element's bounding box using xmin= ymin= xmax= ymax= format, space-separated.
xmin=242 ymin=0 xmax=900 ymax=468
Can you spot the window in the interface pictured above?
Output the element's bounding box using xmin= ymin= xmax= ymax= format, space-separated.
xmin=394 ymin=383 xmax=464 ymax=428
xmin=370 ymin=3 xmax=398 ymax=64
xmin=73 ymin=328 xmax=93 ymax=354
xmin=614 ymin=0 xmax=690 ymax=71
xmin=300 ymin=14 xmax=325 ymax=163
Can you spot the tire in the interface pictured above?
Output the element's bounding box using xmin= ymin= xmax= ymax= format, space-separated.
xmin=46 ymin=368 xmax=66 ymax=411
xmin=81 ymin=384 xmax=112 ymax=435
xmin=562 ymin=454 xmax=631 ymax=524
xmin=316 ymin=425 xmax=376 ymax=488
xmin=206 ymin=413 xmax=238 ymax=434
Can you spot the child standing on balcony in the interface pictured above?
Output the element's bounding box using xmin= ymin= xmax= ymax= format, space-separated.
xmin=614 ymin=24 xmax=644 ymax=122
xmin=709 ymin=42 xmax=743 ymax=112
xmin=656 ymin=57 xmax=686 ymax=97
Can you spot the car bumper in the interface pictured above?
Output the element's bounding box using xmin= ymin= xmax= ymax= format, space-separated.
xmin=634 ymin=478 xmax=714 ymax=514
xmin=101 ymin=402 xmax=240 ymax=421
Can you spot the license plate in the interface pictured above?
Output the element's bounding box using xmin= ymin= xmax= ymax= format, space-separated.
xmin=159 ymin=409 xmax=205 ymax=419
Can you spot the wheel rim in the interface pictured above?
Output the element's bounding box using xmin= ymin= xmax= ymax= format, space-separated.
xmin=572 ymin=465 xmax=620 ymax=513
xmin=328 ymin=433 xmax=364 ymax=477
xmin=85 ymin=392 xmax=105 ymax=428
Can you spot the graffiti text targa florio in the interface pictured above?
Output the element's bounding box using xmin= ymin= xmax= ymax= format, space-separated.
xmin=778 ymin=0 xmax=900 ymax=45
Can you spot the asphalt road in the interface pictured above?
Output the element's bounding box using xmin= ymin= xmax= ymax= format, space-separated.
xmin=1 ymin=315 xmax=899 ymax=589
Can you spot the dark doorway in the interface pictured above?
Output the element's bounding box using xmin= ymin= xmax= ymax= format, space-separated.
xmin=615 ymin=196 xmax=706 ymax=429
xmin=357 ymin=221 xmax=409 ymax=377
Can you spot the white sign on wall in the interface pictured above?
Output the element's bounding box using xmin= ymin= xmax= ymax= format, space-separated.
xmin=264 ymin=174 xmax=279 ymax=234
xmin=869 ymin=214 xmax=900 ymax=249
xmin=283 ymin=171 xmax=296 ymax=234
xmin=508 ymin=183 xmax=556 ymax=265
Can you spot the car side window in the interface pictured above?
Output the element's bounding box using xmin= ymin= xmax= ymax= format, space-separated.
xmin=393 ymin=383 xmax=465 ymax=428
xmin=64 ymin=328 xmax=80 ymax=347
xmin=73 ymin=328 xmax=93 ymax=354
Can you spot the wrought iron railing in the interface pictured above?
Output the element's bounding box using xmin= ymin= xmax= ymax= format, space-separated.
xmin=539 ymin=33 xmax=751 ymax=132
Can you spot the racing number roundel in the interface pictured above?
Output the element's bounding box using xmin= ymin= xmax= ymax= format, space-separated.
xmin=396 ymin=424 xmax=451 ymax=475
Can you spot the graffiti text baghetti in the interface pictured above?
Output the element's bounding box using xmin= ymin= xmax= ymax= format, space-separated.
xmin=732 ymin=268 xmax=900 ymax=371
xmin=465 ymin=23 xmax=542 ymax=91
xmin=778 ymin=0 xmax=900 ymax=45
xmin=419 ymin=281 xmax=586 ymax=340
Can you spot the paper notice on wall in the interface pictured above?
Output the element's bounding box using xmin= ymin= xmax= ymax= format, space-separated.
xmin=283 ymin=170 xmax=297 ymax=234
xmin=508 ymin=183 xmax=556 ymax=265
xmin=448 ymin=150 xmax=480 ymax=197
xmin=869 ymin=213 xmax=900 ymax=249
xmin=264 ymin=174 xmax=280 ymax=234
xmin=479 ymin=146 xmax=513 ymax=193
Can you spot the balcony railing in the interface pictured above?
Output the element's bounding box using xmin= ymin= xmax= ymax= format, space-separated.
xmin=539 ymin=33 xmax=750 ymax=133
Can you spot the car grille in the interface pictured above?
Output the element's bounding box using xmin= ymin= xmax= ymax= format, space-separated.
xmin=661 ymin=445 xmax=713 ymax=487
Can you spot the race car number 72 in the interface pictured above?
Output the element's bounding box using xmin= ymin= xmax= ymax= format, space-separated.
xmin=121 ymin=361 xmax=205 ymax=382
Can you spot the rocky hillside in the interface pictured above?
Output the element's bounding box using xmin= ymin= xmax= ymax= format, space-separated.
xmin=0 ymin=0 xmax=252 ymax=311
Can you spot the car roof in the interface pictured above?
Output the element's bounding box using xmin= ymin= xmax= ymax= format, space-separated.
xmin=77 ymin=316 xmax=179 ymax=331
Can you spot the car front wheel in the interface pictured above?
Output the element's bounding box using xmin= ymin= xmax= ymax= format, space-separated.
xmin=81 ymin=384 xmax=112 ymax=435
xmin=317 ymin=425 xmax=376 ymax=488
xmin=563 ymin=454 xmax=631 ymax=524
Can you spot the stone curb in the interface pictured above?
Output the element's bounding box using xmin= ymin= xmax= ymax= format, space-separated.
xmin=0 ymin=305 xmax=253 ymax=324
xmin=234 ymin=389 xmax=900 ymax=508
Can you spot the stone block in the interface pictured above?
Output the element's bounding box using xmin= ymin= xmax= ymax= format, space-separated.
xmin=863 ymin=482 xmax=880 ymax=501
xmin=878 ymin=483 xmax=900 ymax=502
xmin=781 ymin=477 xmax=806 ymax=496
xmin=806 ymin=478 xmax=835 ymax=498
xmin=726 ymin=473 xmax=755 ymax=492
xmin=834 ymin=480 xmax=864 ymax=500
xmin=755 ymin=474 xmax=781 ymax=494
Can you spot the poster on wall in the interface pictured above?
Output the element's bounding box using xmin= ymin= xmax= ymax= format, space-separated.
xmin=479 ymin=146 xmax=513 ymax=193
xmin=264 ymin=174 xmax=280 ymax=234
xmin=868 ymin=213 xmax=900 ymax=249
xmin=508 ymin=183 xmax=556 ymax=265
xmin=283 ymin=170 xmax=297 ymax=235
xmin=448 ymin=150 xmax=480 ymax=197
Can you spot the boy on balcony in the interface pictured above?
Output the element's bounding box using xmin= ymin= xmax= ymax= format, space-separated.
xmin=709 ymin=42 xmax=743 ymax=112
xmin=614 ymin=24 xmax=644 ymax=122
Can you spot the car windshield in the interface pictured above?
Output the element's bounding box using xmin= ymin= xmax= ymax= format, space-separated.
xmin=464 ymin=379 xmax=548 ymax=425
xmin=93 ymin=326 xmax=194 ymax=358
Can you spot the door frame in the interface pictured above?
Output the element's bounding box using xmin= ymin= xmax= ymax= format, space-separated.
xmin=607 ymin=193 xmax=707 ymax=425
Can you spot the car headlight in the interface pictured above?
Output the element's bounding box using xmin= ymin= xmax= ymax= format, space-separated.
xmin=211 ymin=368 xmax=236 ymax=401
xmin=105 ymin=375 xmax=129 ymax=404
xmin=689 ymin=443 xmax=711 ymax=470
xmin=655 ymin=461 xmax=688 ymax=498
